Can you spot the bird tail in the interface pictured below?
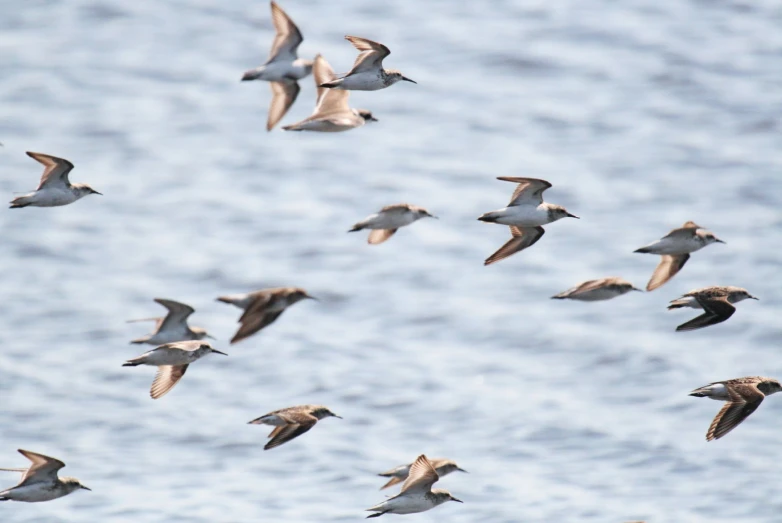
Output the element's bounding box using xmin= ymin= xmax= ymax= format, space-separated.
xmin=477 ymin=212 xmax=499 ymax=223
xmin=9 ymin=196 xmax=31 ymax=208
xmin=122 ymin=359 xmax=142 ymax=367
xmin=348 ymin=224 xmax=364 ymax=232
xmin=634 ymin=246 xmax=652 ymax=253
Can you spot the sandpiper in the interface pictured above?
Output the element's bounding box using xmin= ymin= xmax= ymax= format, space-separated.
xmin=216 ymin=287 xmax=315 ymax=344
xmin=283 ymin=55 xmax=377 ymax=132
xmin=634 ymin=221 xmax=724 ymax=291
xmin=0 ymin=449 xmax=89 ymax=502
xmin=248 ymin=404 xmax=341 ymax=450
xmin=690 ymin=376 xmax=781 ymax=441
xmin=552 ymin=277 xmax=642 ymax=301
xmin=320 ymin=36 xmax=415 ymax=91
xmin=366 ymin=454 xmax=463 ymax=518
xmin=128 ymin=298 xmax=213 ymax=345
xmin=123 ymin=340 xmax=227 ymax=399
xmin=241 ymin=1 xmax=314 ymax=131
xmin=378 ymin=458 xmax=467 ymax=490
xmin=478 ymin=177 xmax=578 ymax=265
xmin=349 ymin=204 xmax=436 ymax=245
xmin=9 ymin=152 xmax=101 ymax=208
xmin=668 ymin=286 xmax=757 ymax=331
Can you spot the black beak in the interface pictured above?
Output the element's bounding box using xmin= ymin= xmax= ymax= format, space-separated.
xmin=332 ymin=414 xmax=343 ymax=419
xmin=369 ymin=116 xmax=379 ymax=122
xmin=305 ymin=294 xmax=318 ymax=301
xmin=205 ymin=334 xmax=216 ymax=340
xmin=401 ymin=76 xmax=416 ymax=84
xmin=211 ymin=349 xmax=228 ymax=356
xmin=566 ymin=212 xmax=579 ymax=219
xmin=92 ymin=190 xmax=103 ymax=195
xmin=451 ymin=497 xmax=463 ymax=503
xmin=456 ymin=467 xmax=468 ymax=473
xmin=631 ymin=287 xmax=644 ymax=292
xmin=749 ymin=295 xmax=759 ymax=300
xmin=81 ymin=485 xmax=91 ymax=491
xmin=715 ymin=238 xmax=726 ymax=244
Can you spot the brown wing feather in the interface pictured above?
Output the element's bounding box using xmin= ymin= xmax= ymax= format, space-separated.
xmin=267 ymin=80 xmax=300 ymax=131
xmin=706 ymin=384 xmax=764 ymax=441
xmin=231 ymin=310 xmax=284 ymax=344
xmin=484 ymin=226 xmax=545 ymax=266
xmin=264 ymin=422 xmax=315 ymax=450
xmin=646 ymin=254 xmax=689 ymax=291
xmin=400 ymin=455 xmax=438 ymax=494
xmin=676 ymin=296 xmax=736 ymax=332
xmin=379 ymin=476 xmax=404 ymax=490
xmin=368 ymin=229 xmax=397 ymax=245
xmin=150 ymin=364 xmax=188 ymax=399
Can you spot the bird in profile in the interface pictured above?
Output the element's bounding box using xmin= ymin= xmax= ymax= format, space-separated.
xmin=634 ymin=221 xmax=724 ymax=291
xmin=378 ymin=458 xmax=467 ymax=490
xmin=349 ymin=204 xmax=436 ymax=245
xmin=551 ymin=277 xmax=642 ymax=301
xmin=366 ymin=454 xmax=463 ymax=518
xmin=668 ymin=286 xmax=757 ymax=331
xmin=479 ymin=177 xmax=578 ymax=265
xmin=320 ymin=36 xmax=415 ymax=91
xmin=283 ymin=54 xmax=377 ymax=132
xmin=248 ymin=405 xmax=341 ymax=450
xmin=0 ymin=449 xmax=90 ymax=502
xmin=9 ymin=152 xmax=101 ymax=208
xmin=123 ymin=341 xmax=227 ymax=399
xmin=689 ymin=376 xmax=781 ymax=441
xmin=216 ymin=287 xmax=316 ymax=344
xmin=128 ymin=298 xmax=213 ymax=345
xmin=240 ymin=1 xmax=314 ymax=131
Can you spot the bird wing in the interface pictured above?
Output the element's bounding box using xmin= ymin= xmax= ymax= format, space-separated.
xmin=676 ymin=295 xmax=736 ymax=332
xmin=267 ymin=80 xmax=300 ymax=131
xmin=155 ymin=298 xmax=195 ymax=332
xmin=267 ymin=1 xmax=303 ymax=63
xmin=150 ymin=364 xmax=188 ymax=399
xmin=264 ymin=415 xmax=317 ymax=450
xmin=496 ymin=177 xmax=552 ymax=206
xmin=706 ymin=383 xmax=765 ymax=441
xmin=344 ymin=35 xmax=390 ymax=75
xmin=400 ymin=455 xmax=439 ymax=494
xmin=312 ymin=55 xmax=350 ymax=116
xmin=368 ymin=229 xmax=397 ymax=245
xmin=646 ymin=254 xmax=689 ymax=291
xmin=231 ymin=301 xmax=285 ymax=344
xmin=663 ymin=222 xmax=701 ymax=240
xmin=484 ymin=226 xmax=545 ymax=266
xmin=16 ymin=450 xmax=65 ymax=486
xmin=27 ymin=152 xmax=74 ymax=190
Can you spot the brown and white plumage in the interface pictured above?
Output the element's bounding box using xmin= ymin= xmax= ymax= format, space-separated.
xmin=216 ymin=287 xmax=315 ymax=344
xmin=668 ymin=286 xmax=757 ymax=331
xmin=319 ymin=36 xmax=416 ymax=91
xmin=635 ymin=221 xmax=724 ymax=291
xmin=349 ymin=204 xmax=436 ymax=245
xmin=248 ymin=404 xmax=341 ymax=450
xmin=122 ymin=341 xmax=227 ymax=399
xmin=10 ymin=152 xmax=101 ymax=208
xmin=479 ymin=177 xmax=577 ymax=265
xmin=690 ymin=376 xmax=782 ymax=441
xmin=551 ymin=277 xmax=642 ymax=301
xmin=129 ymin=298 xmax=213 ymax=345
xmin=378 ymin=458 xmax=467 ymax=490
xmin=366 ymin=455 xmax=463 ymax=518
xmin=0 ymin=450 xmax=89 ymax=502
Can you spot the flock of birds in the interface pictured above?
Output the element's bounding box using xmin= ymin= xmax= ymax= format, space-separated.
xmin=1 ymin=2 xmax=775 ymax=520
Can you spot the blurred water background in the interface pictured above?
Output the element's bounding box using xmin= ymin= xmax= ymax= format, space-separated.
xmin=1 ymin=0 xmax=782 ymax=521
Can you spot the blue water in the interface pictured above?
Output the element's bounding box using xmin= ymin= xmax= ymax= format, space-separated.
xmin=1 ymin=0 xmax=782 ymax=521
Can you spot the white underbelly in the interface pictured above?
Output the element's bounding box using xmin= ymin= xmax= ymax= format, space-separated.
xmin=490 ymin=205 xmax=549 ymax=227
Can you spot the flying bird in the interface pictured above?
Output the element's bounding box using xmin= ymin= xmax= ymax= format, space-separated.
xmin=634 ymin=221 xmax=724 ymax=291
xmin=320 ymin=36 xmax=415 ymax=91
xmin=10 ymin=152 xmax=101 ymax=208
xmin=0 ymin=449 xmax=90 ymax=503
xmin=349 ymin=204 xmax=436 ymax=245
xmin=248 ymin=405 xmax=341 ymax=450
xmin=128 ymin=298 xmax=213 ymax=345
xmin=241 ymin=1 xmax=314 ymax=130
xmin=668 ymin=286 xmax=757 ymax=331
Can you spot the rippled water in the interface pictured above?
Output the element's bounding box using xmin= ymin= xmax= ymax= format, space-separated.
xmin=1 ymin=0 xmax=782 ymax=521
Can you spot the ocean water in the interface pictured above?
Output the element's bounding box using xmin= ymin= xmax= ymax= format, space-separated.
xmin=1 ymin=0 xmax=781 ymax=521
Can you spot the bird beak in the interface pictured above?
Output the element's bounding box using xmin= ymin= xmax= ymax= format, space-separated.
xmin=369 ymin=116 xmax=379 ymax=122
xmin=715 ymin=238 xmax=726 ymax=243
xmin=81 ymin=485 xmax=91 ymax=491
xmin=749 ymin=295 xmax=759 ymax=300
xmin=428 ymin=214 xmax=439 ymax=219
xmin=205 ymin=334 xmax=216 ymax=340
xmin=566 ymin=212 xmax=579 ymax=219
xmin=210 ymin=349 xmax=228 ymax=356
xmin=451 ymin=497 xmax=463 ymax=503
xmin=456 ymin=467 xmax=468 ymax=473
xmin=631 ymin=287 xmax=644 ymax=292
xmin=304 ymin=294 xmax=318 ymax=301
xmin=91 ymin=190 xmax=103 ymax=195
xmin=332 ymin=414 xmax=343 ymax=419
xmin=401 ymin=76 xmax=417 ymax=84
